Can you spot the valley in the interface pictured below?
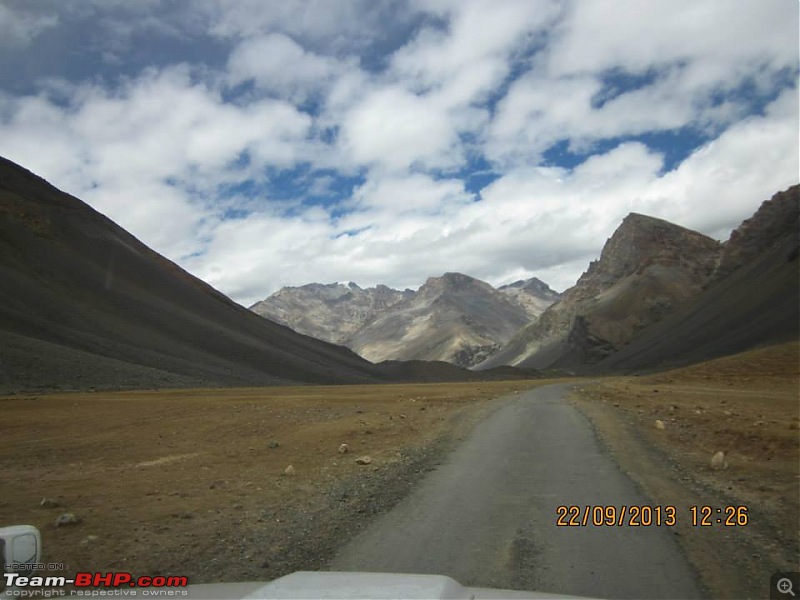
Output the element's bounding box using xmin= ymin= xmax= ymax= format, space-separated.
xmin=1 ymin=342 xmax=797 ymax=598
xmin=0 ymin=156 xmax=797 ymax=598
xmin=0 ymin=5 xmax=796 ymax=598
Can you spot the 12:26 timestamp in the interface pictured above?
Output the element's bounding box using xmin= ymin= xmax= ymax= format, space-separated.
xmin=690 ymin=505 xmax=749 ymax=526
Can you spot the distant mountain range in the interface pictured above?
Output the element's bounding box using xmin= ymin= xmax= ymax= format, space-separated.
xmin=251 ymin=273 xmax=561 ymax=368
xmin=1 ymin=152 xmax=796 ymax=393
xmin=254 ymin=187 xmax=799 ymax=372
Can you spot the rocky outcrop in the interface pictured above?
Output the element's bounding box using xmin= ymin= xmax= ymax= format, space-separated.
xmin=594 ymin=184 xmax=799 ymax=372
xmin=478 ymin=213 xmax=723 ymax=370
xmin=713 ymin=185 xmax=799 ymax=281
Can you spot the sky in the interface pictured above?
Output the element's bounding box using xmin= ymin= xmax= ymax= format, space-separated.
xmin=0 ymin=0 xmax=797 ymax=305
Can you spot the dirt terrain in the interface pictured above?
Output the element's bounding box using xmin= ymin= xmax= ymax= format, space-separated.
xmin=571 ymin=341 xmax=800 ymax=599
xmin=1 ymin=343 xmax=797 ymax=598
xmin=0 ymin=379 xmax=546 ymax=585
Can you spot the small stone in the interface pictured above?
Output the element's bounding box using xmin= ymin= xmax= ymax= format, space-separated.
xmin=355 ymin=456 xmax=372 ymax=465
xmin=710 ymin=451 xmax=728 ymax=470
xmin=283 ymin=465 xmax=296 ymax=476
xmin=40 ymin=497 xmax=60 ymax=508
xmin=654 ymin=419 xmax=665 ymax=430
xmin=55 ymin=513 xmax=80 ymax=527
xmin=338 ymin=443 xmax=349 ymax=454
xmin=268 ymin=441 xmax=279 ymax=449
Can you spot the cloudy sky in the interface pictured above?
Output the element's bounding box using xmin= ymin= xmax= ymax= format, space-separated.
xmin=1 ymin=0 xmax=797 ymax=304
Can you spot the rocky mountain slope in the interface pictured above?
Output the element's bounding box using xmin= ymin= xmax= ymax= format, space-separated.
xmin=478 ymin=213 xmax=723 ymax=370
xmin=497 ymin=277 xmax=562 ymax=316
xmin=712 ymin=185 xmax=800 ymax=281
xmin=348 ymin=273 xmax=533 ymax=367
xmin=593 ymin=185 xmax=799 ymax=372
xmin=251 ymin=282 xmax=413 ymax=345
xmin=480 ymin=186 xmax=799 ymax=372
xmin=252 ymin=273 xmax=561 ymax=368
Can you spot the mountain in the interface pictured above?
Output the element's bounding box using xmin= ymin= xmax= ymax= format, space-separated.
xmin=497 ymin=277 xmax=562 ymax=317
xmin=252 ymin=273 xmax=561 ymax=368
xmin=250 ymin=282 xmax=413 ymax=345
xmin=0 ymin=156 xmax=397 ymax=393
xmin=593 ymin=185 xmax=799 ymax=372
xmin=478 ymin=213 xmax=723 ymax=370
xmin=348 ymin=273 xmax=536 ymax=367
xmin=712 ymin=185 xmax=799 ymax=281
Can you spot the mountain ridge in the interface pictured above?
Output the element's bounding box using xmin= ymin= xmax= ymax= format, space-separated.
xmin=251 ymin=272 xmax=562 ymax=368
xmin=479 ymin=185 xmax=799 ymax=371
xmin=591 ymin=185 xmax=800 ymax=372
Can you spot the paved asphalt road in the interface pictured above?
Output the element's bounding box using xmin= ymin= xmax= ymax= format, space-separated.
xmin=329 ymin=384 xmax=704 ymax=599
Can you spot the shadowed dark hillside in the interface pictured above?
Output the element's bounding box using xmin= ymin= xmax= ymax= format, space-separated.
xmin=0 ymin=156 xmax=392 ymax=393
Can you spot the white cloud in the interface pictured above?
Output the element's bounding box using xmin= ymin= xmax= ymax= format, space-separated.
xmin=0 ymin=0 xmax=796 ymax=305
xmin=227 ymin=33 xmax=353 ymax=103
xmin=641 ymin=86 xmax=800 ymax=238
xmin=203 ymin=0 xmax=413 ymax=55
xmin=340 ymin=86 xmax=462 ymax=172
xmin=0 ymin=65 xmax=314 ymax=260
xmin=348 ymin=173 xmax=471 ymax=215
xmin=487 ymin=0 xmax=798 ymax=167
xmin=394 ymin=0 xmax=558 ymax=96
xmin=547 ymin=0 xmax=797 ymax=78
xmin=0 ymin=3 xmax=58 ymax=47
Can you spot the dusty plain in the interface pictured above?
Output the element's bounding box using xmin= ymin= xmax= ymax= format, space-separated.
xmin=1 ymin=343 xmax=798 ymax=599
xmin=0 ymin=379 xmax=548 ymax=585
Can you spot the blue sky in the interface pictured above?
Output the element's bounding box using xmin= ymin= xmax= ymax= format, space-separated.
xmin=0 ymin=0 xmax=797 ymax=305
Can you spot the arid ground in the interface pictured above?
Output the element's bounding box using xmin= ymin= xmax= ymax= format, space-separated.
xmin=572 ymin=341 xmax=799 ymax=598
xmin=0 ymin=379 xmax=547 ymax=586
xmin=1 ymin=343 xmax=797 ymax=598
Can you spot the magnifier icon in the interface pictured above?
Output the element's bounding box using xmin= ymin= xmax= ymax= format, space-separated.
xmin=778 ymin=578 xmax=796 ymax=597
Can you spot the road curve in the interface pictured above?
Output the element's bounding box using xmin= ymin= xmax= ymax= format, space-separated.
xmin=329 ymin=384 xmax=703 ymax=599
